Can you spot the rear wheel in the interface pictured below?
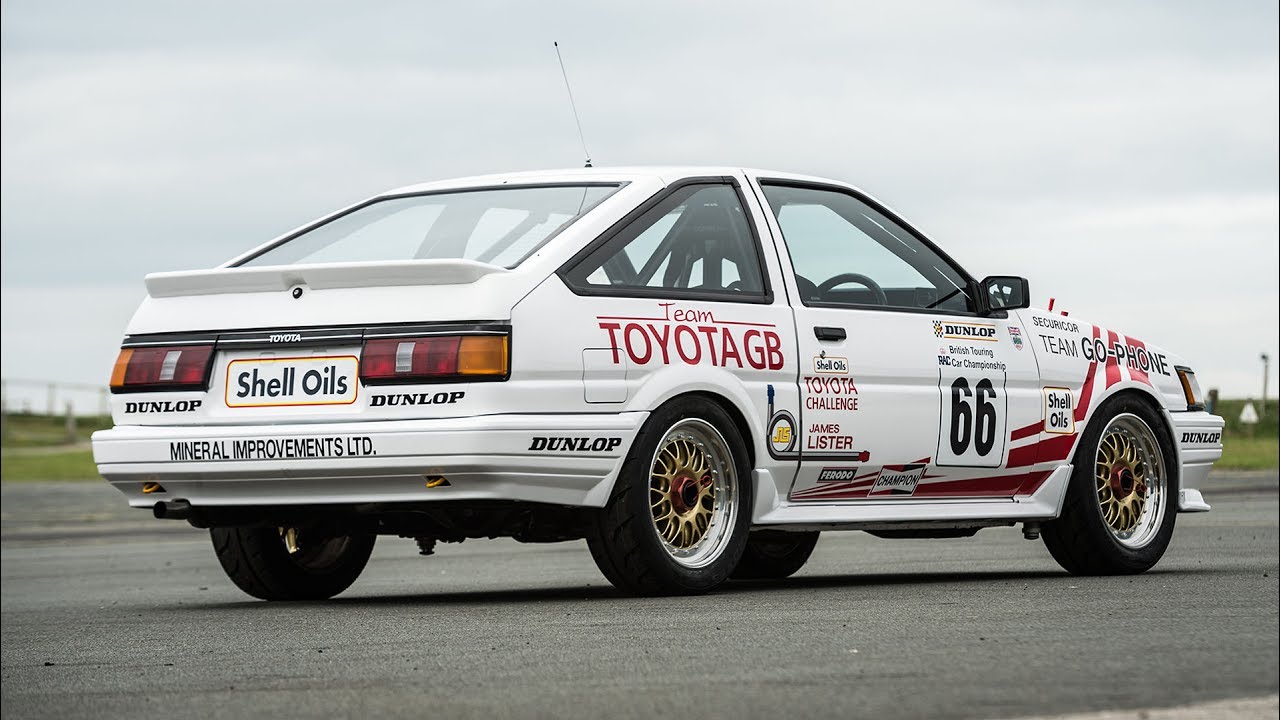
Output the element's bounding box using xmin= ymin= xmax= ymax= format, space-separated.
xmin=731 ymin=530 xmax=820 ymax=580
xmin=211 ymin=526 xmax=375 ymax=600
xmin=1041 ymin=395 xmax=1177 ymax=575
xmin=587 ymin=397 xmax=753 ymax=595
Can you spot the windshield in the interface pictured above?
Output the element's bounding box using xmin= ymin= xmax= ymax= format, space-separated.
xmin=238 ymin=184 xmax=620 ymax=268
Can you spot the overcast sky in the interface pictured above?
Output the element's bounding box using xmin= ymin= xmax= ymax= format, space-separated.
xmin=2 ymin=0 xmax=1277 ymax=406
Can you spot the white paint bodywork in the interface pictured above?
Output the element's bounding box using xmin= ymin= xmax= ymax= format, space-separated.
xmin=92 ymin=167 xmax=1224 ymax=528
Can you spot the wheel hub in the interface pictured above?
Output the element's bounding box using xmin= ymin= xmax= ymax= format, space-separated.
xmin=1109 ymin=465 xmax=1138 ymax=500
xmin=670 ymin=474 xmax=711 ymax=514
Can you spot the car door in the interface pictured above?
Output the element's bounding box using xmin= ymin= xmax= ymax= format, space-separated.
xmin=551 ymin=175 xmax=802 ymax=509
xmin=748 ymin=178 xmax=1041 ymax=502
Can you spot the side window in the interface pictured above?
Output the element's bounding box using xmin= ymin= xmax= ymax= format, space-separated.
xmin=565 ymin=184 xmax=768 ymax=300
xmin=761 ymin=184 xmax=974 ymax=313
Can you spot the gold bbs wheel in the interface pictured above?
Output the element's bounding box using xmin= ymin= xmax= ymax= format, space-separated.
xmin=1094 ymin=413 xmax=1167 ymax=548
xmin=648 ymin=418 xmax=738 ymax=569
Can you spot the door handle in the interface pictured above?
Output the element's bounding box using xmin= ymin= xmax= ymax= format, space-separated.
xmin=814 ymin=326 xmax=846 ymax=341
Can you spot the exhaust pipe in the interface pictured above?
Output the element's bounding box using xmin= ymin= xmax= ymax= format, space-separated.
xmin=153 ymin=499 xmax=193 ymax=520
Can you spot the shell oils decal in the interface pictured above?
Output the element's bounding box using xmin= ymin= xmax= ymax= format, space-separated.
xmin=597 ymin=303 xmax=784 ymax=369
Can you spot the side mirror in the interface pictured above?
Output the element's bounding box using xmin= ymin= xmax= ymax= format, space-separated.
xmin=980 ymin=275 xmax=1030 ymax=313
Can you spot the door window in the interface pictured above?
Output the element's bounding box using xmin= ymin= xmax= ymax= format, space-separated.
xmin=760 ymin=183 xmax=974 ymax=312
xmin=564 ymin=184 xmax=768 ymax=300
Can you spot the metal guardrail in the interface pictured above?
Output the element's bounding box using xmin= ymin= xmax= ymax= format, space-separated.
xmin=1 ymin=378 xmax=110 ymax=417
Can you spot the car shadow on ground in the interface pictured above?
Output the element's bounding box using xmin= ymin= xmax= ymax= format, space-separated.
xmin=182 ymin=566 xmax=1227 ymax=610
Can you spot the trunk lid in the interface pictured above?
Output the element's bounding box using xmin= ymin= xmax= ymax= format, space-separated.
xmin=114 ymin=261 xmax=532 ymax=426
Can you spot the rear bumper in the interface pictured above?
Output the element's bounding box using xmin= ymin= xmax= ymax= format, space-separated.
xmin=91 ymin=413 xmax=648 ymax=509
xmin=1169 ymin=409 xmax=1224 ymax=512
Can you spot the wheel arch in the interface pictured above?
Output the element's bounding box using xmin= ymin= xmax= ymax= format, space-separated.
xmin=684 ymin=390 xmax=757 ymax=470
xmin=1082 ymin=386 xmax=1181 ymax=492
xmin=615 ymin=387 xmax=763 ymax=518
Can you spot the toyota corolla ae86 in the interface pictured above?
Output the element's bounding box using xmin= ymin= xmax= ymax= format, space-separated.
xmin=92 ymin=167 xmax=1224 ymax=599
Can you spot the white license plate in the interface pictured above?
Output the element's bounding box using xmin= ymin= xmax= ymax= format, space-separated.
xmin=224 ymin=355 xmax=359 ymax=408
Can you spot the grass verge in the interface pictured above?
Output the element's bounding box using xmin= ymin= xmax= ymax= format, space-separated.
xmin=1217 ymin=435 xmax=1280 ymax=470
xmin=0 ymin=450 xmax=100 ymax=482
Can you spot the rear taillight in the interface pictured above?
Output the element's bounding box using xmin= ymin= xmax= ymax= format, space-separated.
xmin=110 ymin=345 xmax=214 ymax=393
xmin=360 ymin=335 xmax=508 ymax=384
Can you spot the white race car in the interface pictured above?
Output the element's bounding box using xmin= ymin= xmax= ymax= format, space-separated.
xmin=92 ymin=167 xmax=1224 ymax=599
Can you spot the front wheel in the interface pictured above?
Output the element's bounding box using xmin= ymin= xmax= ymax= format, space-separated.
xmin=211 ymin=526 xmax=376 ymax=600
xmin=1041 ymin=395 xmax=1177 ymax=575
xmin=586 ymin=397 xmax=753 ymax=596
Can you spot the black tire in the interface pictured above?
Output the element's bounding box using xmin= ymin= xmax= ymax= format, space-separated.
xmin=210 ymin=527 xmax=375 ymax=601
xmin=586 ymin=396 xmax=754 ymax=596
xmin=1041 ymin=394 xmax=1178 ymax=575
xmin=731 ymin=530 xmax=820 ymax=580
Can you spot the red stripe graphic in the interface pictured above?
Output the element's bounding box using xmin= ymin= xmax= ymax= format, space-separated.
xmin=1075 ymin=328 xmax=1102 ymax=423
xmin=1015 ymin=471 xmax=1052 ymax=496
xmin=1010 ymin=421 xmax=1041 ymax=442
xmin=1125 ymin=334 xmax=1151 ymax=387
xmin=1104 ymin=329 xmax=1122 ymax=389
xmin=912 ymin=471 xmax=1050 ymax=498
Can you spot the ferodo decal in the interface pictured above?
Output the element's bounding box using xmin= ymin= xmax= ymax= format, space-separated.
xmin=528 ymin=437 xmax=623 ymax=453
xmin=933 ymin=320 xmax=997 ymax=342
xmin=169 ymin=436 xmax=376 ymax=461
xmin=803 ymin=376 xmax=859 ymax=411
xmin=1042 ymin=387 xmax=1074 ymax=435
xmin=125 ymin=400 xmax=202 ymax=414
xmin=596 ymin=303 xmax=784 ymax=370
xmin=817 ymin=467 xmax=860 ymax=483
xmin=813 ymin=354 xmax=849 ymax=374
xmin=1180 ymin=431 xmax=1221 ymax=445
xmin=370 ymin=391 xmax=465 ymax=407
xmin=869 ymin=464 xmax=927 ymax=496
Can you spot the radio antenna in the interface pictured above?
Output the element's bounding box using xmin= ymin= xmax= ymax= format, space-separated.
xmin=554 ymin=41 xmax=592 ymax=168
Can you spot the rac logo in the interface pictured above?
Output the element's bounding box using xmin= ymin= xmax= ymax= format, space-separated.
xmin=269 ymin=333 xmax=303 ymax=343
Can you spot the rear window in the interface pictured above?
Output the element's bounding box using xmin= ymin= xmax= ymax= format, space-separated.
xmin=238 ymin=184 xmax=620 ymax=268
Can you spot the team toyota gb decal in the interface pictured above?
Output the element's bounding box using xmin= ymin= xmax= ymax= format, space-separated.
xmin=596 ymin=303 xmax=785 ymax=369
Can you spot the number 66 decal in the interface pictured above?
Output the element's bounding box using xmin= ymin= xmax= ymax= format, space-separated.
xmin=936 ymin=368 xmax=1007 ymax=467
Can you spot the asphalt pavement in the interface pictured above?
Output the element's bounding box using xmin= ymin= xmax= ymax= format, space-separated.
xmin=2 ymin=472 xmax=1277 ymax=720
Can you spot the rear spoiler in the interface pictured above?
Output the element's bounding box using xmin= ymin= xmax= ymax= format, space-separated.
xmin=144 ymin=259 xmax=510 ymax=298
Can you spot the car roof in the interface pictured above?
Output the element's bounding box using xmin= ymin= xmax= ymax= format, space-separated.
xmin=382 ymin=166 xmax=860 ymax=196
